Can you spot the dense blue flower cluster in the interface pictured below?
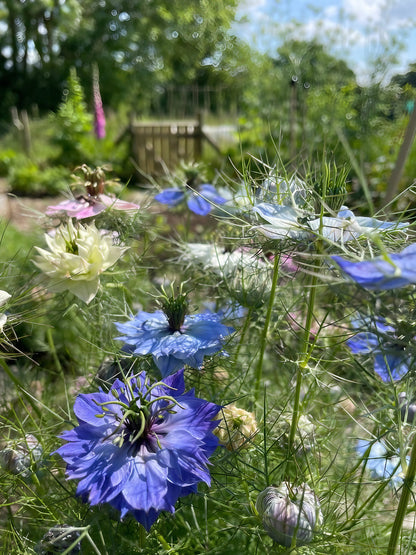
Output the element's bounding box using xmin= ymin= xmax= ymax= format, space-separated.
xmin=155 ymin=184 xmax=226 ymax=215
xmin=55 ymin=370 xmax=221 ymax=530
xmin=332 ymin=244 xmax=416 ymax=290
xmin=356 ymin=439 xmax=407 ymax=489
xmin=115 ymin=310 xmax=234 ymax=377
xmin=347 ymin=317 xmax=412 ymax=382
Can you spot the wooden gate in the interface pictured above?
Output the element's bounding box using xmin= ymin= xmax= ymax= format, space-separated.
xmin=130 ymin=114 xmax=205 ymax=178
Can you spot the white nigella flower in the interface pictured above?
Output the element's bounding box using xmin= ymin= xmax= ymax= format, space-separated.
xmin=33 ymin=220 xmax=127 ymax=304
xmin=0 ymin=290 xmax=11 ymax=332
xmin=215 ymin=404 xmax=258 ymax=450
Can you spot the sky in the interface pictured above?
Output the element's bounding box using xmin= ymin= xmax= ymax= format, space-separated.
xmin=234 ymin=0 xmax=416 ymax=83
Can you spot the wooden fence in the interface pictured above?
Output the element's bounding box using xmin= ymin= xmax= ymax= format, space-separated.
xmin=129 ymin=113 xmax=221 ymax=178
xmin=151 ymin=84 xmax=240 ymax=118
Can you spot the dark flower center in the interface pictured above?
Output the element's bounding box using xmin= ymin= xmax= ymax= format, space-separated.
xmin=122 ymin=405 xmax=154 ymax=451
xmin=160 ymin=291 xmax=188 ymax=332
xmin=313 ymin=163 xmax=348 ymax=213
xmin=78 ymin=164 xmax=106 ymax=197
xmin=97 ymin=381 xmax=182 ymax=455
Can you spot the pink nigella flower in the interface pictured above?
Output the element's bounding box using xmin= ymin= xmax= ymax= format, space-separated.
xmin=46 ymin=194 xmax=140 ymax=220
xmin=46 ymin=164 xmax=140 ymax=220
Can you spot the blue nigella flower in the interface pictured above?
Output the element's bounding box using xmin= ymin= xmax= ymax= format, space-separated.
xmin=332 ymin=243 xmax=416 ymax=290
xmin=356 ymin=439 xmax=407 ymax=489
xmin=54 ymin=369 xmax=221 ymax=530
xmin=155 ymin=184 xmax=226 ymax=216
xmin=253 ymin=203 xmax=407 ymax=243
xmin=347 ymin=317 xmax=412 ymax=382
xmin=115 ymin=308 xmax=234 ymax=378
xmin=202 ymin=301 xmax=247 ymax=323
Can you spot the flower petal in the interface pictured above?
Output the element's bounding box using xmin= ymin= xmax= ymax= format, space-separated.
xmin=155 ymin=189 xmax=185 ymax=206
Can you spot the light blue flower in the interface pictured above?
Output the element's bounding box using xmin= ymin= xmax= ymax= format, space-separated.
xmin=252 ymin=203 xmax=310 ymax=240
xmin=115 ymin=310 xmax=234 ymax=377
xmin=356 ymin=439 xmax=407 ymax=488
xmin=155 ymin=184 xmax=226 ymax=215
xmin=332 ymin=243 xmax=416 ymax=289
xmin=308 ymin=208 xmax=407 ymax=243
xmin=347 ymin=317 xmax=411 ymax=382
xmin=54 ymin=370 xmax=221 ymax=530
xmin=253 ymin=203 xmax=407 ymax=243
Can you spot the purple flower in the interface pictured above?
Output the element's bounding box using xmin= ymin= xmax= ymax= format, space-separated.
xmin=347 ymin=317 xmax=412 ymax=382
xmin=54 ymin=370 xmax=221 ymax=530
xmin=155 ymin=184 xmax=226 ymax=216
xmin=332 ymin=244 xmax=416 ymax=289
xmin=115 ymin=310 xmax=234 ymax=378
xmin=46 ymin=194 xmax=140 ymax=220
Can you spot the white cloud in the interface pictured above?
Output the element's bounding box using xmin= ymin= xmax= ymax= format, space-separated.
xmin=342 ymin=0 xmax=389 ymax=25
xmin=234 ymin=0 xmax=416 ymax=82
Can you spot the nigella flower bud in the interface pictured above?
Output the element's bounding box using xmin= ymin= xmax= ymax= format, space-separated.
xmin=399 ymin=392 xmax=416 ymax=423
xmin=277 ymin=414 xmax=316 ymax=455
xmin=35 ymin=524 xmax=81 ymax=554
xmin=215 ymin=404 xmax=258 ymax=450
xmin=229 ymin=268 xmax=273 ymax=309
xmin=0 ymin=434 xmax=42 ymax=478
xmin=0 ymin=448 xmax=29 ymax=476
xmin=256 ymin=483 xmax=323 ymax=547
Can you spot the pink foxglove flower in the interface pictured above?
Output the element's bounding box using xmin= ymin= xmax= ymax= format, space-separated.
xmin=93 ymin=65 xmax=106 ymax=139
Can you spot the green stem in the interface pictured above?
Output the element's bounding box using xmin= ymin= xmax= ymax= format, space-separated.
xmin=288 ymin=270 xmax=318 ymax=450
xmin=138 ymin=523 xmax=147 ymax=548
xmin=0 ymin=359 xmax=41 ymax=418
xmin=254 ymin=255 xmax=280 ymax=402
xmin=387 ymin=433 xmax=416 ymax=554
xmin=263 ymin=388 xmax=269 ymax=486
xmin=233 ymin=306 xmax=253 ymax=370
xmin=46 ymin=326 xmax=63 ymax=375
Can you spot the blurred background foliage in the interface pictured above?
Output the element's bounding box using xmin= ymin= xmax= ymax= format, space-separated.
xmin=0 ymin=0 xmax=416 ymax=208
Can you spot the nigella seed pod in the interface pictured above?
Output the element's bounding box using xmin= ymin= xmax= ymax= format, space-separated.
xmin=256 ymin=483 xmax=323 ymax=547
xmin=277 ymin=414 xmax=316 ymax=455
xmin=35 ymin=524 xmax=81 ymax=554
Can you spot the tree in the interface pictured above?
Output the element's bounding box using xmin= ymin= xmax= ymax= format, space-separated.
xmin=238 ymin=39 xmax=357 ymax=164
xmin=0 ymin=0 xmax=82 ymax=113
xmin=0 ymin=0 xmax=241 ymax=119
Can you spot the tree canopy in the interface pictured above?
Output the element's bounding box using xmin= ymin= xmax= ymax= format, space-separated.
xmin=0 ymin=0 xmax=240 ymax=117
